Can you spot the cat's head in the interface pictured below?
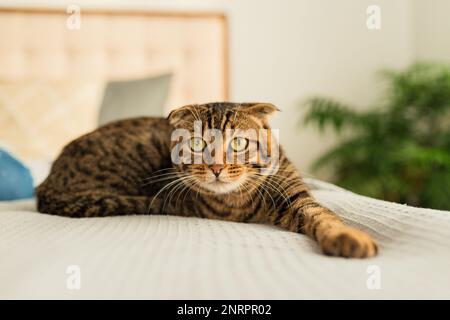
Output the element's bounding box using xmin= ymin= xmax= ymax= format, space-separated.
xmin=167 ymin=102 xmax=279 ymax=194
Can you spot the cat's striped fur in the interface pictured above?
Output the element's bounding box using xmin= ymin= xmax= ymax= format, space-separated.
xmin=36 ymin=102 xmax=378 ymax=258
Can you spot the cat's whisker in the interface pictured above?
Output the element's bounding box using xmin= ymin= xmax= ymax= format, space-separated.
xmin=161 ymin=176 xmax=196 ymax=212
xmin=177 ymin=178 xmax=201 ymax=212
xmin=181 ymin=180 xmax=197 ymax=206
xmin=267 ymin=167 xmax=316 ymax=179
xmin=147 ymin=176 xmax=191 ymax=214
xmin=175 ymin=182 xmax=191 ymax=209
xmin=250 ymin=174 xmax=286 ymax=209
xmin=252 ymin=177 xmax=277 ymax=210
xmin=163 ymin=176 xmax=195 ymax=212
xmin=177 ymin=178 xmax=202 ymax=209
xmin=237 ymin=180 xmax=256 ymax=209
xmin=266 ymin=178 xmax=293 ymax=207
xmin=242 ymin=178 xmax=268 ymax=211
xmin=163 ymin=177 xmax=193 ymax=210
xmin=255 ymin=174 xmax=292 ymax=208
xmin=140 ymin=172 xmax=189 ymax=186
xmin=141 ymin=168 xmax=179 ymax=181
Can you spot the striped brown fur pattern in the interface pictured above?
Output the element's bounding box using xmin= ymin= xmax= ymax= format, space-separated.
xmin=36 ymin=102 xmax=378 ymax=258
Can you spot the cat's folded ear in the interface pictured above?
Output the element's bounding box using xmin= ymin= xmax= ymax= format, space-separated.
xmin=241 ymin=103 xmax=280 ymax=118
xmin=167 ymin=104 xmax=203 ymax=127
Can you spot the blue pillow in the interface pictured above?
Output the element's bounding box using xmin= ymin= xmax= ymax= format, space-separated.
xmin=0 ymin=149 xmax=34 ymax=200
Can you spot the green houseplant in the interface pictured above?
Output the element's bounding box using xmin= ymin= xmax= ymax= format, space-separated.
xmin=303 ymin=63 xmax=450 ymax=210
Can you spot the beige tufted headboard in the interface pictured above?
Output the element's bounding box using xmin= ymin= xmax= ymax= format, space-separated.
xmin=0 ymin=7 xmax=228 ymax=160
xmin=0 ymin=7 xmax=229 ymax=107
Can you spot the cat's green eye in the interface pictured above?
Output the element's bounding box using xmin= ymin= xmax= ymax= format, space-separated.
xmin=190 ymin=137 xmax=206 ymax=152
xmin=230 ymin=137 xmax=249 ymax=152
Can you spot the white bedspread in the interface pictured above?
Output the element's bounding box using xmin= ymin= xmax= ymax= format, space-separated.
xmin=1 ymin=178 xmax=449 ymax=299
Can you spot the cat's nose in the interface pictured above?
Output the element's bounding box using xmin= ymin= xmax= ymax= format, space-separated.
xmin=210 ymin=164 xmax=224 ymax=178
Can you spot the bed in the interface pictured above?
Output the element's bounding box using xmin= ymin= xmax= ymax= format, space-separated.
xmin=1 ymin=174 xmax=450 ymax=299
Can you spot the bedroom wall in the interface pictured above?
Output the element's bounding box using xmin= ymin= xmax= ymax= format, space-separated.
xmin=412 ymin=0 xmax=450 ymax=62
xmin=229 ymin=0 xmax=413 ymax=179
xmin=0 ymin=0 xmax=436 ymax=180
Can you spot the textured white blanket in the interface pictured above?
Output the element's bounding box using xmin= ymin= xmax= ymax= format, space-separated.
xmin=0 ymin=179 xmax=449 ymax=299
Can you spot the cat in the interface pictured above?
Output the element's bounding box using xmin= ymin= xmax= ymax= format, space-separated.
xmin=36 ymin=102 xmax=378 ymax=258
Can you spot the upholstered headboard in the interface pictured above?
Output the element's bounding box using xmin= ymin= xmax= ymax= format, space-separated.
xmin=0 ymin=7 xmax=229 ymax=108
xmin=0 ymin=7 xmax=228 ymax=160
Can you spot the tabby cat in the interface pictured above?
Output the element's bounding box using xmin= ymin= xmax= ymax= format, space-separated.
xmin=36 ymin=102 xmax=378 ymax=258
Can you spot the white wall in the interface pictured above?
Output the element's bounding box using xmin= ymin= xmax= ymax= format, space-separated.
xmin=1 ymin=0 xmax=438 ymax=179
xmin=412 ymin=0 xmax=450 ymax=62
xmin=229 ymin=0 xmax=413 ymax=177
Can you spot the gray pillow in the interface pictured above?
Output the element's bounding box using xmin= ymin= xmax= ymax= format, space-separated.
xmin=98 ymin=73 xmax=171 ymax=126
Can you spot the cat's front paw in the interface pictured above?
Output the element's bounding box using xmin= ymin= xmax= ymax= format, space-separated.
xmin=320 ymin=227 xmax=378 ymax=258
